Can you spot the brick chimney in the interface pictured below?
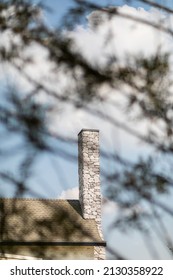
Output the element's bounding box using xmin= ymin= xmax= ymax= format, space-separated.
xmin=78 ymin=129 xmax=102 ymax=226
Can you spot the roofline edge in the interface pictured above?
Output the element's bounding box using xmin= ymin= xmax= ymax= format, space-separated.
xmin=0 ymin=241 xmax=106 ymax=247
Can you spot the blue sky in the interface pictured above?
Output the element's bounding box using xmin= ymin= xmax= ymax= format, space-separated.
xmin=1 ymin=0 xmax=173 ymax=259
xmin=39 ymin=0 xmax=173 ymax=259
xmin=41 ymin=0 xmax=173 ymax=260
xmin=1 ymin=0 xmax=170 ymax=200
xmin=26 ymin=0 xmax=173 ymax=199
xmin=38 ymin=0 xmax=173 ymax=27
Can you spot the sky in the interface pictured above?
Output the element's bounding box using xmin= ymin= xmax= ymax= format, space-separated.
xmin=0 ymin=0 xmax=173 ymax=259
xmin=38 ymin=0 xmax=173 ymax=27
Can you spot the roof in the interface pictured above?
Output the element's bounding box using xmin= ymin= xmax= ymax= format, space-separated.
xmin=0 ymin=198 xmax=104 ymax=245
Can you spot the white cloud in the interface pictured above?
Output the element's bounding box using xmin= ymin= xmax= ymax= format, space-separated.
xmin=72 ymin=5 xmax=172 ymax=62
xmin=102 ymin=197 xmax=118 ymax=215
xmin=58 ymin=187 xmax=79 ymax=199
xmin=54 ymin=5 xmax=173 ymax=156
xmin=0 ymin=5 xmax=172 ymax=155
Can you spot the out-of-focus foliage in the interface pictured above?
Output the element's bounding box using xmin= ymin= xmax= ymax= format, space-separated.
xmin=0 ymin=0 xmax=173 ymax=259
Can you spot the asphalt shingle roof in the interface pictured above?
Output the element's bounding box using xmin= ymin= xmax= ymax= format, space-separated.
xmin=0 ymin=198 xmax=103 ymax=244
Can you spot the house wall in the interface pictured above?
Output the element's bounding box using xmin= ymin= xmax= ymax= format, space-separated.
xmin=0 ymin=246 xmax=94 ymax=260
xmin=0 ymin=130 xmax=106 ymax=261
xmin=94 ymin=246 xmax=106 ymax=260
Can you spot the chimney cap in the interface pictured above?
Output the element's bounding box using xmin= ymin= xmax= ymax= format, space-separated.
xmin=78 ymin=129 xmax=99 ymax=135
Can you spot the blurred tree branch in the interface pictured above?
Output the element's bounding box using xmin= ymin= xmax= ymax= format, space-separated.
xmin=0 ymin=0 xmax=173 ymax=259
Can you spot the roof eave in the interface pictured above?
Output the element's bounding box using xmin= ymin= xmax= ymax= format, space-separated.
xmin=0 ymin=241 xmax=106 ymax=247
